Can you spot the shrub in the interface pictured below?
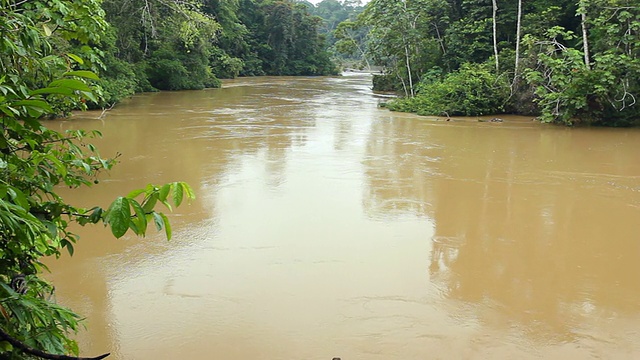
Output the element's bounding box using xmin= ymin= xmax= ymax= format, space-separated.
xmin=386 ymin=63 xmax=510 ymax=116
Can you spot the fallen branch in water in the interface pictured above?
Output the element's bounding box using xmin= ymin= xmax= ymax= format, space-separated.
xmin=98 ymin=103 xmax=116 ymax=120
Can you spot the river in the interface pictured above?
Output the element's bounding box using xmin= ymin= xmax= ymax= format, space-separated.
xmin=48 ymin=73 xmax=640 ymax=359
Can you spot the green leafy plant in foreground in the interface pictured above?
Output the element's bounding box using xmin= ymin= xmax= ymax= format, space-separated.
xmin=0 ymin=0 xmax=194 ymax=358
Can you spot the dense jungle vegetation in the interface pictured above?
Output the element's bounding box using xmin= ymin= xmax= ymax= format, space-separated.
xmin=341 ymin=0 xmax=640 ymax=126
xmin=96 ymin=0 xmax=339 ymax=105
xmin=0 ymin=0 xmax=638 ymax=358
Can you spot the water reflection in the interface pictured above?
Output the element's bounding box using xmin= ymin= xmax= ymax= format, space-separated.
xmin=442 ymin=127 xmax=639 ymax=351
xmin=361 ymin=113 xmax=640 ymax=355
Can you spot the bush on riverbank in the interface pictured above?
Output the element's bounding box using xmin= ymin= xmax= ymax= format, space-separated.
xmin=384 ymin=63 xmax=510 ymax=117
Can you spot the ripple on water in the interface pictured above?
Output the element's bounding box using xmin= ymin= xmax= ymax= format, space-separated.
xmin=234 ymin=116 xmax=275 ymax=124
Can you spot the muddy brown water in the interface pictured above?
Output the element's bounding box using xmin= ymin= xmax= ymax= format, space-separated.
xmin=48 ymin=73 xmax=640 ymax=359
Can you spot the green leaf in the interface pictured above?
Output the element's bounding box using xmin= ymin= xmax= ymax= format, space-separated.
xmin=152 ymin=212 xmax=164 ymax=231
xmin=66 ymin=53 xmax=84 ymax=64
xmin=63 ymin=70 xmax=100 ymax=80
xmin=160 ymin=213 xmax=172 ymax=240
xmin=48 ymin=79 xmax=92 ymax=92
xmin=7 ymin=186 xmax=30 ymax=210
xmin=142 ymin=194 xmax=158 ymax=213
xmin=172 ymin=182 xmax=184 ymax=207
xmin=0 ymin=340 xmax=13 ymax=352
xmin=43 ymin=220 xmax=58 ymax=238
xmin=80 ymin=90 xmax=98 ymax=103
xmin=126 ymin=188 xmax=146 ymax=199
xmin=1 ymin=106 xmax=19 ymax=116
xmin=158 ymin=183 xmax=171 ymax=202
xmin=30 ymin=87 xmax=74 ymax=96
xmin=105 ymin=197 xmax=131 ymax=238
xmin=61 ymin=239 xmax=74 ymax=256
xmin=47 ymin=154 xmax=67 ymax=177
xmin=128 ymin=219 xmax=140 ymax=234
xmin=88 ymin=206 xmax=103 ymax=224
xmin=12 ymin=99 xmax=52 ymax=112
xmin=42 ymin=24 xmax=52 ymax=37
xmin=181 ymin=182 xmax=196 ymax=200
xmin=130 ymin=199 xmax=147 ymax=235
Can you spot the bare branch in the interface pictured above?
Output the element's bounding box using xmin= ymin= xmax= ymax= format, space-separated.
xmin=0 ymin=326 xmax=110 ymax=360
xmin=98 ymin=103 xmax=116 ymax=120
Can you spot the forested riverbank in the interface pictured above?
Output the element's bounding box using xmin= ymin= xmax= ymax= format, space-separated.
xmin=343 ymin=0 xmax=640 ymax=126
xmin=4 ymin=0 xmax=638 ymax=125
xmin=94 ymin=0 xmax=341 ymax=106
xmin=3 ymin=0 xmax=342 ymax=114
xmin=101 ymin=0 xmax=640 ymax=126
xmin=0 ymin=0 xmax=639 ymax=358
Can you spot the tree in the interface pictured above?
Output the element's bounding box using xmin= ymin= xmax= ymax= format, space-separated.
xmin=443 ymin=0 xmax=492 ymax=70
xmin=102 ymin=0 xmax=222 ymax=91
xmin=523 ymin=0 xmax=640 ymax=125
xmin=313 ymin=0 xmax=350 ymax=34
xmin=244 ymin=0 xmax=336 ymax=76
xmin=334 ymin=19 xmax=372 ymax=69
xmin=0 ymin=0 xmax=193 ymax=358
xmin=363 ymin=0 xmax=446 ymax=96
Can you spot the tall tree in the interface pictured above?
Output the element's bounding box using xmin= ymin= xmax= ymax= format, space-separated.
xmin=512 ymin=0 xmax=522 ymax=87
xmin=363 ymin=0 xmax=446 ymax=96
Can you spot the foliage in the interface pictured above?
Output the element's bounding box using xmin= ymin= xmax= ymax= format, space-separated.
xmin=333 ymin=19 xmax=371 ymax=69
xmin=372 ymin=74 xmax=400 ymax=92
xmin=245 ymin=0 xmax=338 ymax=76
xmin=95 ymin=0 xmax=337 ymax=96
xmin=0 ymin=0 xmax=194 ymax=358
xmin=385 ymin=63 xmax=509 ymax=116
xmin=307 ymin=0 xmax=366 ymax=58
xmin=210 ymin=47 xmax=245 ymax=79
xmin=524 ymin=2 xmax=640 ymax=126
xmin=444 ymin=17 xmax=492 ymax=70
xmin=146 ymin=45 xmax=219 ymax=91
xmin=350 ymin=0 xmax=640 ymax=125
xmin=360 ymin=0 xmax=450 ymax=96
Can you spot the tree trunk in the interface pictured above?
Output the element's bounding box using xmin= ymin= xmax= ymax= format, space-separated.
xmin=404 ymin=40 xmax=414 ymax=97
xmin=492 ymin=0 xmax=499 ymax=72
xmin=402 ymin=0 xmax=415 ymax=97
xmin=434 ymin=21 xmax=446 ymax=55
xmin=579 ymin=0 xmax=591 ymax=69
xmin=513 ymin=0 xmax=522 ymax=88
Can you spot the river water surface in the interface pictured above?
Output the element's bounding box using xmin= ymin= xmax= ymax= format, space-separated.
xmin=49 ymin=74 xmax=640 ymax=359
